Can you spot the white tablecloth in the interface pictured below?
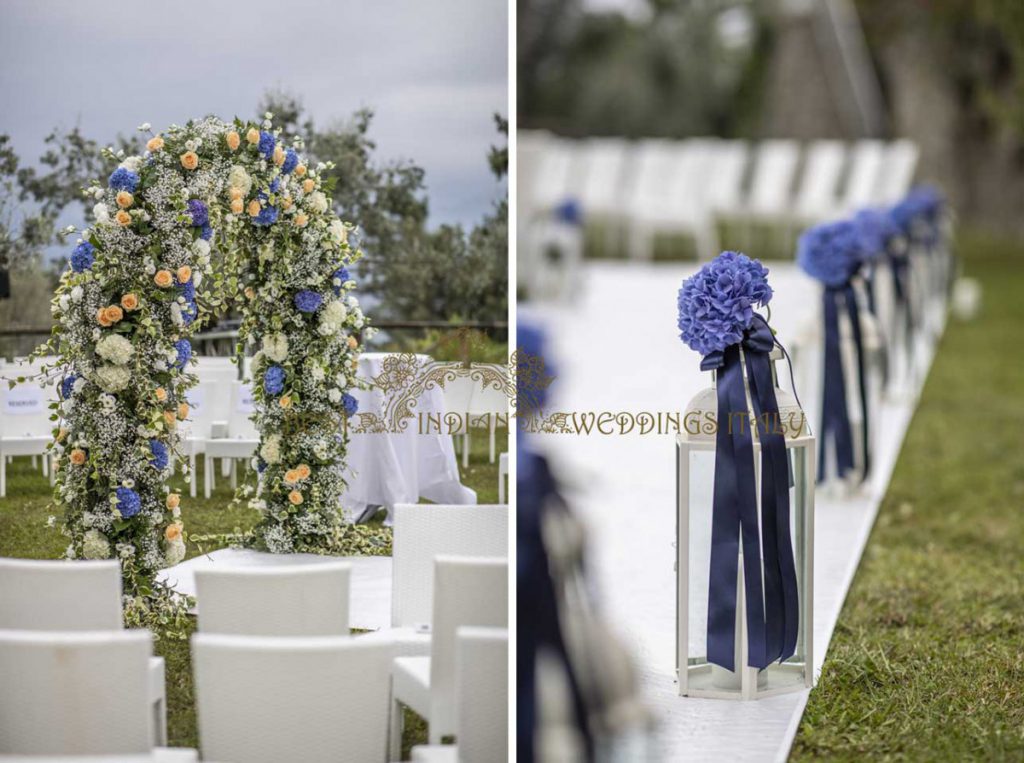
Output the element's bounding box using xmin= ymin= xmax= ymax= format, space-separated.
xmin=341 ymin=353 xmax=475 ymax=519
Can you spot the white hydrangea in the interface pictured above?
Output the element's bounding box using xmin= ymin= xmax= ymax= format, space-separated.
xmin=228 ymin=165 xmax=252 ymax=196
xmin=329 ymin=219 xmax=348 ymax=245
xmin=317 ymin=299 xmax=348 ymax=336
xmin=94 ymin=365 xmax=131 ymax=392
xmin=308 ymin=191 xmax=328 ymax=214
xmin=260 ymin=434 xmax=282 ymax=465
xmin=82 ymin=529 xmax=111 ymax=559
xmin=193 ymin=239 xmax=211 ymax=258
xmin=165 ymin=538 xmax=186 ymax=566
xmin=93 ymin=203 xmax=110 ymax=223
xmin=263 ymin=333 xmax=289 ymax=363
xmin=119 ymin=156 xmax=143 ymax=173
xmin=328 ymin=388 xmax=342 ymax=403
xmin=95 ymin=334 xmax=135 ymax=365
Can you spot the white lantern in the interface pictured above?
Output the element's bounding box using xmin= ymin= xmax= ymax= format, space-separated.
xmin=676 ymin=347 xmax=815 ymax=699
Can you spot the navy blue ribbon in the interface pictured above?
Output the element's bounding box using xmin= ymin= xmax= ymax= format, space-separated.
xmin=819 ymin=284 xmax=870 ymax=482
xmin=701 ymin=315 xmax=799 ymax=671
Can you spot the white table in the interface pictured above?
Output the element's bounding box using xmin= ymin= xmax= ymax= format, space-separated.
xmin=342 ymin=353 xmax=476 ymax=521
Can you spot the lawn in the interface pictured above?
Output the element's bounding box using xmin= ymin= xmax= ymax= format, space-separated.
xmin=0 ymin=426 xmax=507 ymax=757
xmin=792 ymin=235 xmax=1024 ymax=760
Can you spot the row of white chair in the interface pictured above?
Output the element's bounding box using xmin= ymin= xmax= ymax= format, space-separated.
xmin=519 ymin=132 xmax=919 ymax=260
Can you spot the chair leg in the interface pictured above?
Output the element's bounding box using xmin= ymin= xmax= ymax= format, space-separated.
xmin=153 ymin=696 xmax=167 ymax=747
xmin=489 ymin=416 xmax=496 ymax=464
xmin=49 ymin=455 xmax=56 ymax=487
xmin=230 ymin=459 xmax=237 ymax=489
xmin=41 ymin=453 xmax=49 ymax=477
xmin=0 ymin=452 xmax=6 ymax=498
xmin=189 ymin=453 xmax=197 ymax=498
xmin=204 ymin=455 xmax=213 ymax=499
xmin=462 ymin=431 xmax=469 ymax=470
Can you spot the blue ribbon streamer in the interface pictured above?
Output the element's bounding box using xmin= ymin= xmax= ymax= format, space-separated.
xmin=700 ymin=315 xmax=800 ymax=671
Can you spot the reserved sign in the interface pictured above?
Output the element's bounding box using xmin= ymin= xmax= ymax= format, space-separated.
xmin=3 ymin=387 xmax=46 ymax=416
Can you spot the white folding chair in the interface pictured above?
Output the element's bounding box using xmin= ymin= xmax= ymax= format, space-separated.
xmin=390 ymin=558 xmax=509 ymax=755
xmin=192 ymin=633 xmax=392 ymax=763
xmin=176 ymin=381 xmax=216 ymax=498
xmin=411 ymin=627 xmax=509 ymax=763
xmin=577 ymin=138 xmax=631 ymax=256
xmin=792 ymin=140 xmax=847 ymax=223
xmin=874 ymin=139 xmax=919 ymax=204
xmin=0 ymin=558 xmax=168 ymax=746
xmin=498 ymin=451 xmax=509 ymax=505
xmin=0 ymin=382 xmax=54 ymax=497
xmin=0 ymin=629 xmax=161 ymax=756
xmin=467 ymin=369 xmax=509 ymax=467
xmin=203 ymin=381 xmax=258 ymax=498
xmin=195 ymin=562 xmax=351 ymax=636
xmin=839 ymin=139 xmax=886 ymax=213
xmin=391 ymin=504 xmax=509 ymax=629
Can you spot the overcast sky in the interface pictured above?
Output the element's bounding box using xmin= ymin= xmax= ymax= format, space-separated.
xmin=0 ymin=0 xmax=507 ymax=236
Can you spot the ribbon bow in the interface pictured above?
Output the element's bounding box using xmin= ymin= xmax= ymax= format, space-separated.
xmin=700 ymin=314 xmax=800 ymax=671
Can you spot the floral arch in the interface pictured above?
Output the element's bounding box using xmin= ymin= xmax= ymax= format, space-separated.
xmin=39 ymin=115 xmax=364 ymax=609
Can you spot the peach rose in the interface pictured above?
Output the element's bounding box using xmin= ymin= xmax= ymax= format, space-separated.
xmin=180 ymin=151 xmax=199 ymax=170
xmin=302 ymin=179 xmax=315 ymax=194
xmin=56 ymin=427 xmax=68 ymax=442
xmin=279 ymin=395 xmax=292 ymax=409
xmin=247 ymin=200 xmax=261 ymax=217
xmin=166 ymin=493 xmax=180 ymax=509
xmin=97 ymin=307 xmax=113 ymax=327
xmin=165 ymin=523 xmax=183 ymax=542
xmin=295 ymin=464 xmax=311 ymax=480
xmin=120 ymin=293 xmax=139 ymax=311
xmin=116 ymin=191 xmax=134 ymax=209
xmin=288 ymin=490 xmax=303 ymax=506
xmin=230 ymin=198 xmax=244 ymax=215
xmin=244 ymin=287 xmax=255 ymax=301
xmin=229 ymin=187 xmax=243 ymax=201
xmin=114 ymin=210 xmax=132 ymax=227
xmin=176 ymin=266 xmax=192 ymax=283
xmin=294 ymin=164 xmax=307 ymax=177
xmin=347 ymin=336 xmax=358 ymax=350
xmin=155 ymin=387 xmax=167 ymax=402
xmin=146 ymin=136 xmax=164 ymax=152
xmin=281 ymin=196 xmax=293 ymax=210
xmin=246 ymin=127 xmax=260 ymax=144
xmin=272 ymin=145 xmax=285 ymax=166
xmin=102 ymin=305 xmax=123 ymax=325
xmin=293 ymin=213 xmax=308 ymax=228
xmin=226 ymin=131 xmax=241 ymax=151
xmin=163 ymin=410 xmax=177 ymax=428
xmin=69 ymin=448 xmax=87 ymax=466
xmin=177 ymin=402 xmax=189 ymax=420
xmin=284 ymin=469 xmax=300 ymax=485
xmin=154 ymin=270 xmax=174 ymax=288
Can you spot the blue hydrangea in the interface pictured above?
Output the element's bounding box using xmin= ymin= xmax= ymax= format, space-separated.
xmin=174 ymin=339 xmax=192 ymax=370
xmin=149 ymin=439 xmax=169 ymax=471
xmin=891 ymin=186 xmax=943 ymax=244
xmin=70 ymin=242 xmax=95 ymax=272
xmin=342 ymin=393 xmax=359 ymax=417
xmin=258 ymin=131 xmax=276 ymax=159
xmin=852 ymin=209 xmax=898 ymax=262
xmin=187 ymin=199 xmax=208 ymax=227
xmin=676 ymin=250 xmax=773 ymax=356
xmin=797 ymin=220 xmax=864 ymax=288
xmin=115 ymin=487 xmax=141 ymax=518
xmin=200 ymin=223 xmax=213 ymax=241
xmin=59 ymin=374 xmax=80 ymax=400
xmin=108 ymin=167 xmax=140 ymax=193
xmin=264 ymin=365 xmax=285 ymax=395
xmin=282 ymin=148 xmax=299 ymax=174
xmin=332 ymin=266 xmax=350 ymax=296
xmin=294 ymin=290 xmax=323 ymax=313
xmin=253 ymin=206 xmax=278 ymax=226
xmin=270 ymin=177 xmax=281 ymax=193
xmin=256 ymin=457 xmax=267 ymax=474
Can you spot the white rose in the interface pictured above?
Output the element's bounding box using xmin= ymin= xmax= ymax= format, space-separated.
xmin=228 ymin=165 xmax=252 ymax=196
xmin=329 ymin=219 xmax=348 ymax=245
xmin=72 ymin=377 xmax=87 ymax=394
xmin=308 ymin=191 xmax=328 ymax=214
xmin=95 ymin=334 xmax=134 ymax=365
xmin=324 ymin=299 xmax=347 ymax=323
xmin=328 ymin=388 xmax=342 ymax=403
xmin=262 ymin=333 xmax=289 ymax=363
xmin=165 ymin=537 xmax=186 ymax=566
xmin=58 ymin=295 xmax=70 ymax=312
xmin=93 ymin=203 xmax=110 ymax=223
xmin=310 ymin=365 xmax=325 ymax=383
xmin=119 ymin=156 xmax=142 ymax=172
xmin=94 ymin=365 xmax=131 ymax=393
xmin=71 ymin=285 xmax=83 ymax=302
xmin=193 ymin=239 xmax=211 ymax=257
xmin=170 ymin=303 xmax=183 ymax=326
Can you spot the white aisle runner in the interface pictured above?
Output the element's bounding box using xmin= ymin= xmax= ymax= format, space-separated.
xmin=525 ymin=262 xmax=932 ymax=762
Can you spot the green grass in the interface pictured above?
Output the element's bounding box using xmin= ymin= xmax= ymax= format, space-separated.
xmin=0 ymin=427 xmax=506 ymax=757
xmin=792 ymin=236 xmax=1024 ymax=761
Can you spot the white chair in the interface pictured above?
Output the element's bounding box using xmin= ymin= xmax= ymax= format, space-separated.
xmin=839 ymin=139 xmax=886 ymax=213
xmin=576 ymin=138 xmax=630 ymax=256
xmin=874 ymin=139 xmax=919 ymax=204
xmin=192 ymin=633 xmax=392 ymax=763
xmin=498 ymin=452 xmax=508 ymax=504
xmin=176 ymin=381 xmax=216 ymax=498
xmin=0 ymin=382 xmax=54 ymax=497
xmin=792 ymin=140 xmax=847 ymax=223
xmin=203 ymin=381 xmax=258 ymax=498
xmin=0 ymin=558 xmax=168 ymax=746
xmin=195 ymin=562 xmax=351 ymax=636
xmin=411 ymin=627 xmax=509 ymax=763
xmin=390 ymin=557 xmax=509 ymax=755
xmin=0 ymin=629 xmax=192 ymax=760
xmin=704 ymin=140 xmax=750 ymax=219
xmin=0 ymin=755 xmax=196 ymax=762
xmin=391 ymin=504 xmax=509 ymax=628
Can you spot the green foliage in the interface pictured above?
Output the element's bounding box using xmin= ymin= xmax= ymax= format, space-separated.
xmin=793 ymin=235 xmax=1024 ymax=760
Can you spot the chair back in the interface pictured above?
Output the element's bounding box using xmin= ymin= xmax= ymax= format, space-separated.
xmin=391 ymin=504 xmax=508 ymax=627
xmin=179 ymin=380 xmax=218 ymax=441
xmin=794 ymin=140 xmax=847 ymax=220
xmin=429 ymin=557 xmax=508 ymax=738
xmin=840 ymin=139 xmax=886 ymax=211
xmin=456 ymin=626 xmax=509 ymax=763
xmin=0 ymin=382 xmax=53 ymax=439
xmin=0 ymin=629 xmax=152 ymax=755
xmin=704 ymin=140 xmax=749 ymax=215
xmin=467 ymin=367 xmax=510 ymax=420
xmin=195 ymin=562 xmax=350 ymax=636
xmin=747 ymin=140 xmax=801 ymax=215
xmin=0 ymin=558 xmax=122 ymax=631
xmin=227 ymin=381 xmax=258 ymax=439
xmin=577 ymin=138 xmax=629 ymax=216
xmin=192 ymin=633 xmax=391 ymax=763
xmin=875 ymin=139 xmax=919 ymax=204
